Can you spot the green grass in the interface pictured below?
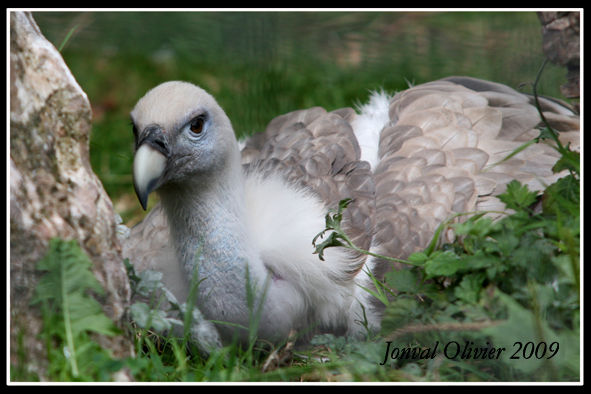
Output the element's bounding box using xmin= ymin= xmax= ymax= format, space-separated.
xmin=14 ymin=157 xmax=580 ymax=381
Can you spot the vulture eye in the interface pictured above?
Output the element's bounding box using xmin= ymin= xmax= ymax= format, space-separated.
xmin=189 ymin=115 xmax=205 ymax=135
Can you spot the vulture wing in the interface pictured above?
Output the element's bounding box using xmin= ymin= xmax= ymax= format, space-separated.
xmin=235 ymin=76 xmax=579 ymax=283
xmin=371 ymin=76 xmax=579 ymax=281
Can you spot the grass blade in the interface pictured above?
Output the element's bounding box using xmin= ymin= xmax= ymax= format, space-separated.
xmin=58 ymin=24 xmax=78 ymax=52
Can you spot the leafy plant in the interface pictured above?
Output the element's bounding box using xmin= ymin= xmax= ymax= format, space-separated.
xmin=313 ymin=169 xmax=578 ymax=381
xmin=313 ymin=150 xmax=578 ymax=381
xmin=123 ymin=255 xmax=288 ymax=381
xmin=313 ymin=198 xmax=418 ymax=267
xmin=309 ymin=60 xmax=580 ymax=381
xmin=30 ymin=238 xmax=123 ymax=381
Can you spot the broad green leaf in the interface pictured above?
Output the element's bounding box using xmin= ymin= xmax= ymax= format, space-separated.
xmin=130 ymin=302 xmax=172 ymax=332
xmin=453 ymin=217 xmax=496 ymax=238
xmin=552 ymin=150 xmax=579 ymax=175
xmin=424 ymin=250 xmax=462 ymax=278
xmin=459 ymin=251 xmax=497 ymax=271
xmin=407 ymin=251 xmax=429 ymax=265
xmin=384 ymin=269 xmax=419 ymax=294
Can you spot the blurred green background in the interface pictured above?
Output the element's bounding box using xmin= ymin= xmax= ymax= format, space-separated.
xmin=33 ymin=11 xmax=568 ymax=224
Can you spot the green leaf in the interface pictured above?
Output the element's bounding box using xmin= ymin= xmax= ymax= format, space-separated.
xmin=312 ymin=198 xmax=354 ymax=261
xmin=454 ymin=273 xmax=485 ymax=303
xmin=498 ymin=180 xmax=539 ymax=211
xmin=407 ymin=251 xmax=429 ymax=265
xmin=543 ymin=174 xmax=580 ymax=217
xmin=312 ymin=231 xmax=348 ymax=261
xmin=384 ymin=269 xmax=419 ymax=294
xmin=551 ymin=255 xmax=576 ymax=285
xmin=552 ymin=150 xmax=580 ymax=175
xmin=31 ymin=239 xmax=121 ymax=338
xmin=130 ymin=302 xmax=172 ymax=332
xmin=68 ymin=296 xmax=121 ymax=337
xmin=492 ymin=231 xmax=520 ymax=257
xmin=424 ymin=250 xmax=463 ymax=278
xmin=460 ymin=250 xmax=498 ymax=272
xmin=453 ymin=216 xmax=496 ymax=238
xmin=31 ymin=238 xmax=120 ymax=378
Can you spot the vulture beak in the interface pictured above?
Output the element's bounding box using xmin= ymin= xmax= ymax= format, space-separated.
xmin=133 ymin=125 xmax=169 ymax=210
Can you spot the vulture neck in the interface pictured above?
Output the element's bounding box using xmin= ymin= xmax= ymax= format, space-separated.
xmin=157 ymin=146 xmax=271 ymax=332
xmin=161 ymin=148 xmax=252 ymax=273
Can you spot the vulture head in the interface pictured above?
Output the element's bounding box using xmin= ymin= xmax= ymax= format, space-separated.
xmin=131 ymin=81 xmax=240 ymax=210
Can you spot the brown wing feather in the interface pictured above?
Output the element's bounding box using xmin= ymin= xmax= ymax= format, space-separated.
xmin=370 ymin=77 xmax=578 ymax=282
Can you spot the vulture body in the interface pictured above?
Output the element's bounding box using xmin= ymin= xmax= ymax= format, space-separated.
xmin=123 ymin=76 xmax=579 ymax=345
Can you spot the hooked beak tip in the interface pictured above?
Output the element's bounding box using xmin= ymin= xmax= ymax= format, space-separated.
xmin=133 ymin=143 xmax=167 ymax=210
xmin=134 ymin=184 xmax=149 ymax=211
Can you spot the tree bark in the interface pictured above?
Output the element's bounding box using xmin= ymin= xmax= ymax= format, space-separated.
xmin=9 ymin=11 xmax=132 ymax=380
xmin=537 ymin=11 xmax=580 ymax=99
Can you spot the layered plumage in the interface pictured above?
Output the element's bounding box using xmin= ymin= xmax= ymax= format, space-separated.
xmin=122 ymin=77 xmax=579 ymax=344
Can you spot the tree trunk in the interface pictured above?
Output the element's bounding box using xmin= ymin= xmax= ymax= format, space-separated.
xmin=9 ymin=11 xmax=132 ymax=380
xmin=537 ymin=11 xmax=580 ymax=99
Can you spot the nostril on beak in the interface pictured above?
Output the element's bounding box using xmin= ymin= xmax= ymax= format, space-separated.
xmin=138 ymin=124 xmax=170 ymax=157
xmin=153 ymin=138 xmax=167 ymax=153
